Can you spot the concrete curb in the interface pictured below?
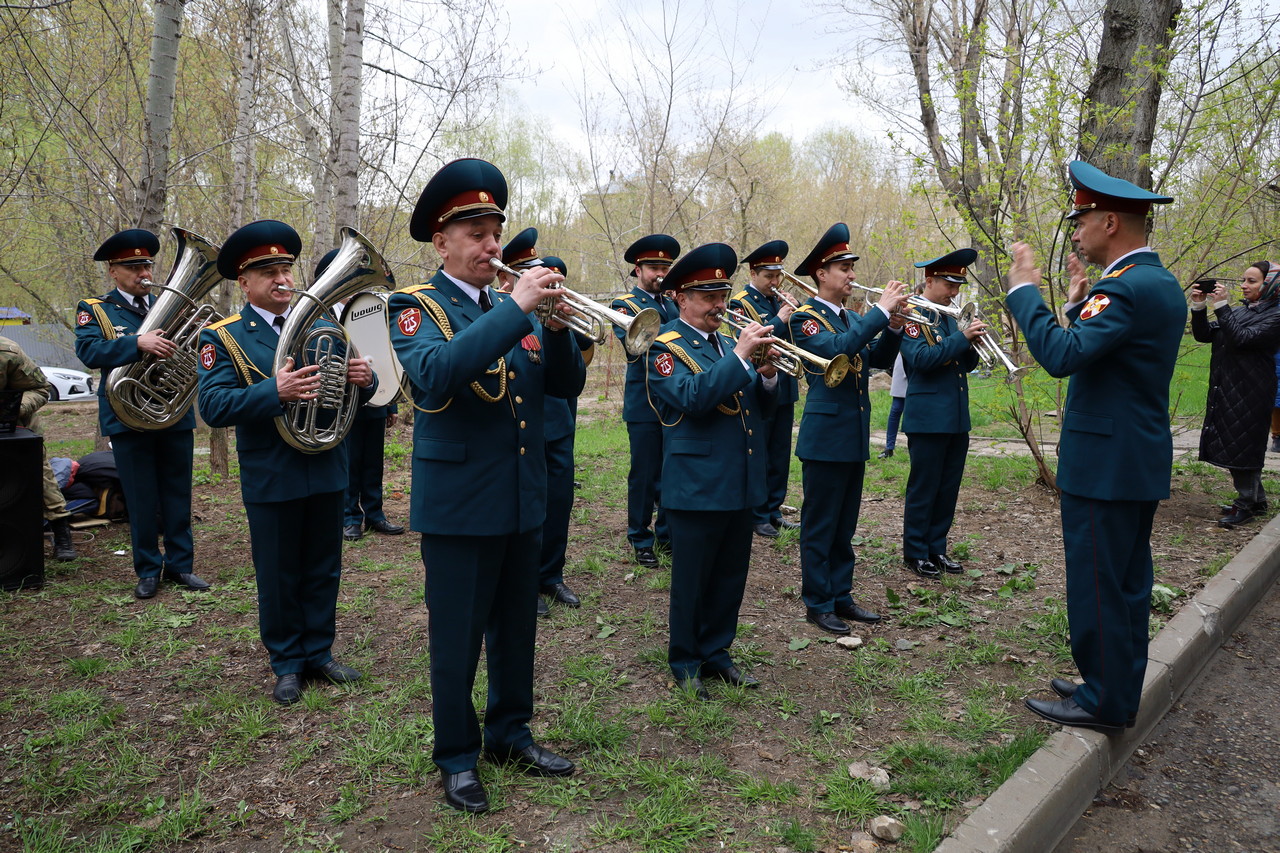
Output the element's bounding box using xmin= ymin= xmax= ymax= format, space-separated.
xmin=936 ymin=513 xmax=1280 ymax=853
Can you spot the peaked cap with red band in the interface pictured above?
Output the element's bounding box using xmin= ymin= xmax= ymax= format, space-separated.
xmin=742 ymin=239 xmax=789 ymax=270
xmin=659 ymin=242 xmax=737 ymax=292
xmin=794 ymin=223 xmax=859 ymax=277
xmin=94 ymin=229 xmax=160 ymax=266
xmin=915 ymin=248 xmax=978 ymax=284
xmin=502 ymin=227 xmax=543 ymax=269
xmin=217 ymin=220 xmax=301 ymax=280
xmin=1064 ymin=160 xmax=1173 ymax=220
xmin=624 ymin=234 xmax=680 ymax=277
xmin=409 ymin=158 xmax=508 ymax=241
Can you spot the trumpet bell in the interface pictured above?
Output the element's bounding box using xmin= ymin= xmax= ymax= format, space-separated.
xmin=822 ymin=353 xmax=851 ymax=388
xmin=622 ymin=307 xmax=662 ymax=356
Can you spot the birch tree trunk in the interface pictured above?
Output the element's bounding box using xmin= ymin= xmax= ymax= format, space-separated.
xmin=329 ymin=0 xmax=364 ymax=241
xmin=137 ymin=0 xmax=185 ymax=233
xmin=210 ymin=0 xmax=262 ymax=479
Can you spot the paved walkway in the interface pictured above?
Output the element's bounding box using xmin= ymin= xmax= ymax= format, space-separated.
xmin=1055 ymin=578 xmax=1280 ymax=852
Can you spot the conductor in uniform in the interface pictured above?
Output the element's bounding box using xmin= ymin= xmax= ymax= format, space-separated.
xmin=899 ymin=249 xmax=985 ymax=579
xmin=496 ymin=229 xmax=595 ymax=615
xmin=197 ymin=220 xmax=374 ymax=705
xmin=388 ymin=159 xmax=586 ymax=813
xmin=730 ymin=240 xmax=800 ymax=538
xmin=1007 ymin=161 xmax=1184 ymax=732
xmin=646 ymin=243 xmax=777 ymax=699
xmin=76 ymin=229 xmax=206 ymax=598
xmin=789 ymin=224 xmax=906 ymax=635
xmin=612 ymin=234 xmax=679 ymax=566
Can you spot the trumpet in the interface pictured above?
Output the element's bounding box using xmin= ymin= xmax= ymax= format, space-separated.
xmin=959 ymin=311 xmax=1031 ymax=381
xmin=488 ymin=257 xmax=661 ymax=356
xmin=847 ymin=281 xmax=950 ymax=327
xmin=718 ymin=308 xmax=851 ymax=388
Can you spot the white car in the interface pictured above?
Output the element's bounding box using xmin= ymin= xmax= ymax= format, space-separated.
xmin=41 ymin=367 xmax=95 ymax=401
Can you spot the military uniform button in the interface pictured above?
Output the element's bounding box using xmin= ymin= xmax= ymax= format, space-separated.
xmin=744 ymin=409 xmax=751 ymax=416
xmin=520 ymin=420 xmax=526 ymax=429
xmin=509 ymin=370 xmax=516 ymax=379
xmin=748 ymin=429 xmax=754 ymax=436
xmin=520 ymin=447 xmax=526 ymax=455
xmin=514 ymin=395 xmax=523 ymax=404
xmin=748 ymin=449 xmax=753 ymax=455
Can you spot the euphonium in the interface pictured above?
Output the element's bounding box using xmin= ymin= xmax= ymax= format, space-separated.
xmin=273 ymin=227 xmax=395 ymax=454
xmin=105 ymin=227 xmax=224 ymax=430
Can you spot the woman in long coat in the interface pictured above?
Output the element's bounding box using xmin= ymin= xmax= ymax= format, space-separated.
xmin=1192 ymin=260 xmax=1280 ymax=527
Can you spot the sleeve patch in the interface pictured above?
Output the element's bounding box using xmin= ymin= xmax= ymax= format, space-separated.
xmin=1079 ymin=294 xmax=1111 ymax=320
xmin=800 ymin=318 xmax=820 ymax=337
xmin=654 ymin=352 xmax=674 ymax=376
xmin=76 ymin=310 xmax=91 ymax=327
xmin=199 ymin=343 xmax=216 ymax=370
xmin=905 ymin=322 xmax=920 ymax=338
xmin=397 ymin=307 xmax=422 ymax=336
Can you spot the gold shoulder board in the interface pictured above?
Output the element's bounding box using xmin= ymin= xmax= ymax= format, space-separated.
xmin=205 ymin=314 xmax=241 ymax=332
xmin=1100 ymin=264 xmax=1136 ymax=280
xmin=656 ymin=331 xmax=681 ymax=343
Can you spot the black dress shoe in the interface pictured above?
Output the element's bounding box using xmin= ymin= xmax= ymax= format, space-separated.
xmin=366 ymin=518 xmax=405 ymax=535
xmin=635 ymin=547 xmax=658 ymax=567
xmin=310 ymin=660 xmax=362 ymax=684
xmin=134 ymin=576 xmax=159 ymax=599
xmin=775 ymin=518 xmax=800 ymax=531
xmin=905 ymin=557 xmax=941 ymax=579
xmin=164 ymin=571 xmax=211 ymax=590
xmin=835 ymin=601 xmax=881 ymax=624
xmin=1049 ymin=680 xmax=1137 ymax=727
xmin=273 ymin=673 xmax=304 ymax=705
xmin=442 ymin=769 xmax=489 ymax=813
xmin=540 ymin=582 xmax=581 ymax=607
xmin=930 ymin=553 xmax=964 ymax=574
xmin=342 ymin=525 xmax=362 ymax=541
xmin=705 ymin=665 xmax=759 ymax=688
xmin=877 ymin=448 xmax=894 ymax=459
xmin=753 ymin=522 xmax=780 ymax=538
xmin=484 ymin=743 xmax=575 ymax=777
xmin=806 ymin=610 xmax=851 ymax=635
xmin=1024 ymin=696 xmax=1125 ymax=733
xmin=536 ymin=595 xmax=549 ymax=617
xmin=675 ymin=675 xmax=710 ymax=700
xmin=1219 ymin=507 xmax=1257 ymax=528
xmin=1050 ymin=677 xmax=1079 ymax=698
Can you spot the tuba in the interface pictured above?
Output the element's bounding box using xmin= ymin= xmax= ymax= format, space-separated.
xmin=105 ymin=227 xmax=224 ymax=430
xmin=273 ymin=227 xmax=395 ymax=454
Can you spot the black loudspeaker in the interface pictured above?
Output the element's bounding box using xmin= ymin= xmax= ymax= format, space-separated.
xmin=0 ymin=428 xmax=45 ymax=591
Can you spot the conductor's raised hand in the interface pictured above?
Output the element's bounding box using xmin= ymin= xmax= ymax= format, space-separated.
xmin=276 ymin=356 xmax=322 ymax=402
xmin=1007 ymin=242 xmax=1042 ymax=291
xmin=1066 ymin=253 xmax=1091 ymax=304
xmin=509 ymin=264 xmax=565 ymax=314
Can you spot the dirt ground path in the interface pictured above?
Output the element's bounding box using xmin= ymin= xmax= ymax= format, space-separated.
xmin=1055 ymin=578 xmax=1280 ymax=853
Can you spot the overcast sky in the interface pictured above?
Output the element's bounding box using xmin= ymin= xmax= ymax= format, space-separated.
xmin=500 ymin=0 xmax=887 ymax=150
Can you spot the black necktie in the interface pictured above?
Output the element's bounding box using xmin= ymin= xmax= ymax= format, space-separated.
xmin=709 ymin=333 xmax=723 ymax=357
xmin=134 ymin=296 xmax=148 ymax=314
xmin=479 ymin=290 xmax=493 ymax=313
xmin=272 ymin=316 xmax=285 ymax=335
xmin=838 ymin=308 xmax=848 ymax=327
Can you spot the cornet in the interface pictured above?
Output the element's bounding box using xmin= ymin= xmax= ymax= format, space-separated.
xmin=719 ymin=308 xmax=851 ymax=388
xmin=488 ymin=257 xmax=661 ymax=357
